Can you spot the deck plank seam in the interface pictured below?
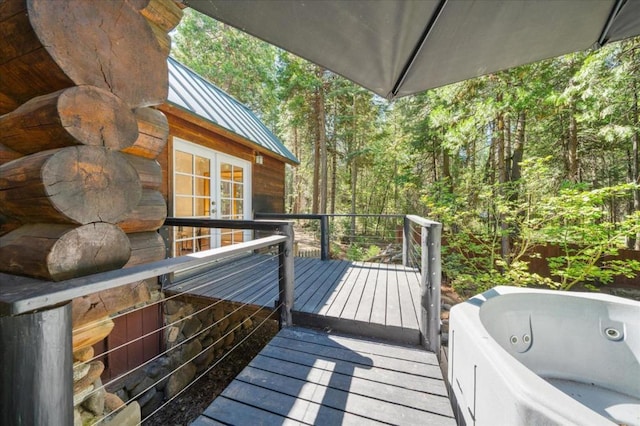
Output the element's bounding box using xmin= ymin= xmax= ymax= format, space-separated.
xmin=253 ymin=353 xmax=449 ymax=399
xmin=266 ymin=339 xmax=444 ymax=379
xmin=231 ymin=375 xmax=398 ymax=426
xmin=237 ymin=365 xmax=454 ymax=420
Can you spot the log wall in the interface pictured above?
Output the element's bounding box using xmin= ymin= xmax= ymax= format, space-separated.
xmin=1 ymin=3 xmax=183 ymax=418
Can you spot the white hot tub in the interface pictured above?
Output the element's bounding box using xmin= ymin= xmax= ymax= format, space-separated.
xmin=448 ymin=286 xmax=640 ymax=426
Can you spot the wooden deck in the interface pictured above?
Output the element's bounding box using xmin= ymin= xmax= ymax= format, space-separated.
xmin=191 ymin=327 xmax=455 ymax=426
xmin=166 ymin=255 xmax=422 ymax=344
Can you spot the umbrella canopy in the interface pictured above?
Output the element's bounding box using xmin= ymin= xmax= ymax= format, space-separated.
xmin=185 ymin=0 xmax=640 ymax=100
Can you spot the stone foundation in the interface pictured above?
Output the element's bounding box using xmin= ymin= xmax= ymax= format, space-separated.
xmin=75 ymin=294 xmax=273 ymax=423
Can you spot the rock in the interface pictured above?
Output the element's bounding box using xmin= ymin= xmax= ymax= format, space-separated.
xmin=74 ymin=346 xmax=94 ymax=362
xmin=103 ymin=402 xmax=141 ymax=426
xmin=442 ymin=303 xmax=452 ymax=311
xmin=83 ymin=378 xmax=106 ymax=415
xmin=131 ymin=376 xmax=155 ymax=399
xmin=145 ymin=357 xmax=171 ymax=379
xmin=217 ymin=317 xmax=229 ymax=333
xmin=212 ymin=304 xmax=224 ymax=321
xmin=136 ymin=387 xmax=157 ymax=408
xmin=197 ymin=308 xmax=214 ymax=327
xmin=79 ymin=408 xmax=98 ymax=426
xmin=165 ymin=363 xmax=197 ymax=399
xmin=182 ymin=316 xmax=202 ymax=338
xmin=74 ymin=408 xmax=82 ymax=426
xmin=181 ymin=339 xmax=202 ymax=362
xmin=164 ymin=299 xmax=183 ymax=315
xmin=223 ymin=332 xmax=235 ymax=348
xmin=104 ymin=392 xmax=126 ymax=412
xmin=122 ymin=368 xmax=147 ymax=393
xmin=115 ymin=388 xmax=129 ymax=403
xmin=140 ymin=390 xmax=164 ymax=419
xmin=195 ymin=352 xmax=215 ymax=373
xmin=166 ymin=325 xmax=180 ymax=343
xmin=242 ymin=318 xmax=253 ymax=330
xmin=201 ymin=337 xmax=213 ymax=348
xmin=74 ymin=361 xmax=104 ymax=393
xmin=194 ymin=347 xmax=214 ymax=367
xmin=73 ymin=384 xmax=94 ymax=406
xmin=73 ymin=362 xmax=90 ymax=382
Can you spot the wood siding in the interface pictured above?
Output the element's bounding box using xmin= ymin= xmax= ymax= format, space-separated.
xmin=157 ymin=104 xmax=286 ymax=215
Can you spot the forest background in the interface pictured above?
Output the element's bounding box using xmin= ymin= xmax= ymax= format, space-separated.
xmin=171 ymin=9 xmax=639 ymax=296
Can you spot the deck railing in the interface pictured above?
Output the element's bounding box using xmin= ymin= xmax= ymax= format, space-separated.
xmin=254 ymin=213 xmax=443 ymax=354
xmin=0 ymin=218 xmax=294 ymax=425
xmin=0 ymin=214 xmax=442 ymax=424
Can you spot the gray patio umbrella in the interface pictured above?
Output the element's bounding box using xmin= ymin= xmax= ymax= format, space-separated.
xmin=185 ymin=0 xmax=640 ymax=100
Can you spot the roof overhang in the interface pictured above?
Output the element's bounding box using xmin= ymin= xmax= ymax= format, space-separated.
xmin=184 ymin=0 xmax=640 ymax=100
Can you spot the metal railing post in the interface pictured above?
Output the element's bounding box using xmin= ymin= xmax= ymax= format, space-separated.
xmin=320 ymin=215 xmax=330 ymax=261
xmin=402 ymin=215 xmax=411 ymax=267
xmin=0 ymin=303 xmax=73 ymax=426
xmin=422 ymin=223 xmax=442 ymax=355
xmin=278 ymin=221 xmax=295 ymax=327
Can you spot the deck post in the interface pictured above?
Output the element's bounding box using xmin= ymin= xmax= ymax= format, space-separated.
xmin=0 ymin=303 xmax=73 ymax=426
xmin=422 ymin=223 xmax=442 ymax=355
xmin=320 ymin=215 xmax=330 ymax=260
xmin=278 ymin=221 xmax=295 ymax=327
xmin=402 ymin=216 xmax=411 ymax=267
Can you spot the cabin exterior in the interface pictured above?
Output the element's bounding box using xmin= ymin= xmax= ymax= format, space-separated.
xmin=159 ymin=57 xmax=298 ymax=256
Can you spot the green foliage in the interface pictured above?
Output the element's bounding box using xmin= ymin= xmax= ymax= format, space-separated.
xmin=345 ymin=244 xmax=380 ymax=261
xmin=172 ymin=10 xmax=639 ymax=293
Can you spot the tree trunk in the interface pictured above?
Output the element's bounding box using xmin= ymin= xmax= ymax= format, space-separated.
xmin=510 ymin=111 xmax=526 ymax=183
xmin=316 ymin=67 xmax=328 ymax=214
xmin=496 ymin=110 xmax=511 ymax=263
xmin=568 ymin=103 xmax=580 ymax=183
xmin=0 ymin=0 xmax=168 ymax=114
xmin=0 ymin=223 xmax=131 ymax=281
xmin=0 ymin=86 xmax=138 ymax=154
xmin=632 ymin=84 xmax=640 ymax=250
xmin=0 ymin=143 xmax=22 ymax=166
xmin=330 ymin=146 xmax=337 ymax=214
xmin=121 ymin=107 xmax=170 ymax=160
xmin=0 ymin=146 xmax=142 ymax=224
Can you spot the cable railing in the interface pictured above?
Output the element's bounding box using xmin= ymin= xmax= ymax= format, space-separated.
xmin=255 ymin=213 xmax=406 ymax=262
xmin=0 ymin=218 xmax=294 ymax=426
xmin=0 ymin=214 xmax=443 ymax=425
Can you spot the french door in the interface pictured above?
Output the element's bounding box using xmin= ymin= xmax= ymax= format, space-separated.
xmin=173 ymin=138 xmax=251 ymax=256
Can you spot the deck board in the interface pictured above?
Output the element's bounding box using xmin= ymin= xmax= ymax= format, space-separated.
xmin=167 ymin=256 xmax=422 ymax=343
xmin=194 ymin=327 xmax=455 ymax=426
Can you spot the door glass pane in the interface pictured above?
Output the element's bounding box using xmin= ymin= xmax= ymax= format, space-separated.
xmin=195 ymin=198 xmax=208 ymax=216
xmin=235 ymin=200 xmax=243 ymax=216
xmin=195 ymin=156 xmax=210 ymax=177
xmin=221 ymin=199 xmax=231 ymax=216
xmin=195 ymin=178 xmax=209 ymax=196
xmin=221 ymin=181 xmax=231 ymax=198
xmin=233 ymin=183 xmax=243 ymax=198
xmin=176 ymin=151 xmax=192 ymax=173
xmin=233 ymin=167 xmax=243 ymax=182
xmin=176 ymin=196 xmax=193 ymax=216
xmin=175 ymin=175 xmax=192 ymax=195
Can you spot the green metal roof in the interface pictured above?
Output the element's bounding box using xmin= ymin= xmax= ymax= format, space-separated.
xmin=167 ymin=57 xmax=298 ymax=164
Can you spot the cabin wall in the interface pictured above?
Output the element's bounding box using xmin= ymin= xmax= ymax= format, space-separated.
xmin=158 ymin=107 xmax=287 ymax=215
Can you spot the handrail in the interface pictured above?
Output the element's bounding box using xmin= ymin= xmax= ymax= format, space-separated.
xmin=164 ymin=217 xmax=292 ymax=231
xmin=0 ymin=235 xmax=287 ymax=316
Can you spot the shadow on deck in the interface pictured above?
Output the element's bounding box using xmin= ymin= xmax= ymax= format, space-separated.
xmin=165 ymin=255 xmax=422 ymax=345
xmin=192 ymin=327 xmax=455 ymax=425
